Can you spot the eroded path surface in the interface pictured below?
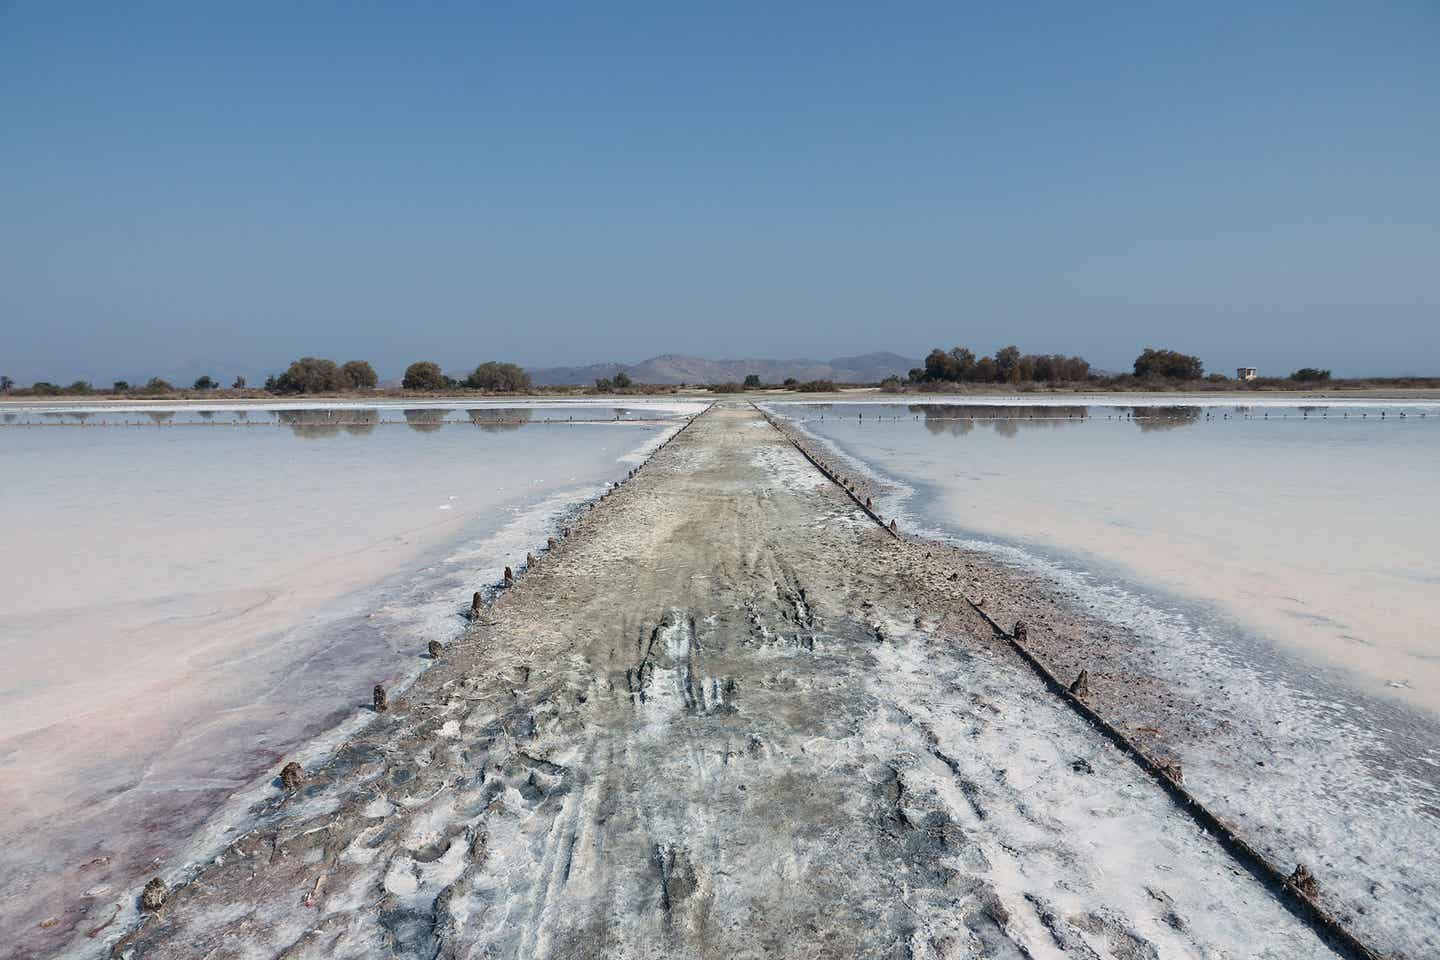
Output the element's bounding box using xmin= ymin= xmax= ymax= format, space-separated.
xmin=114 ymin=405 xmax=1337 ymax=959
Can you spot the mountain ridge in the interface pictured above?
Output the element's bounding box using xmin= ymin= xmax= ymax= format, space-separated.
xmin=528 ymin=351 xmax=917 ymax=386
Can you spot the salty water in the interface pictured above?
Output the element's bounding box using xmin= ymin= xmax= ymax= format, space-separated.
xmin=0 ymin=400 xmax=698 ymax=949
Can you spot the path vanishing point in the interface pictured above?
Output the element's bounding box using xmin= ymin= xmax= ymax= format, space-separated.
xmin=111 ymin=403 xmax=1353 ymax=959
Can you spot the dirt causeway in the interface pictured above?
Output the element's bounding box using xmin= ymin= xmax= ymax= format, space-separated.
xmin=111 ymin=404 xmax=1341 ymax=959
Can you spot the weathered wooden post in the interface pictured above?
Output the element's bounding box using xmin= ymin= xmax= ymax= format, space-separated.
xmin=428 ymin=640 xmax=443 ymax=659
xmin=470 ymin=591 xmax=483 ymax=620
xmin=373 ymin=684 xmax=388 ymax=712
xmin=503 ymin=566 xmax=514 ymax=586
xmin=1069 ymin=669 xmax=1090 ymax=699
xmin=1013 ymin=621 xmax=1027 ymax=642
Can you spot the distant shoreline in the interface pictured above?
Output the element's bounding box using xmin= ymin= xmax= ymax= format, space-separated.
xmin=5 ymin=385 xmax=1440 ymax=406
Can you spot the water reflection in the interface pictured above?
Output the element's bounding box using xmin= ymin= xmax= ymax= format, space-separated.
xmin=911 ymin=404 xmax=1090 ymax=437
xmin=467 ymin=408 xmax=533 ymax=432
xmin=276 ymin=408 xmax=380 ymax=438
xmin=145 ymin=411 xmax=176 ymax=424
xmin=1129 ymin=406 xmax=1201 ymax=432
xmin=403 ymin=409 xmax=450 ymax=433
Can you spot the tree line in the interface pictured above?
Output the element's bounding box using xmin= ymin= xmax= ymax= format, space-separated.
xmin=0 ymin=358 xmax=535 ymax=396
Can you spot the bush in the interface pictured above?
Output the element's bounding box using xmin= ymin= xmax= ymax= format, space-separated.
xmin=341 ymin=360 xmax=378 ymax=389
xmin=30 ymin=381 xmax=62 ymax=395
xmin=112 ymin=380 xmax=130 ymax=393
xmin=465 ymin=361 xmax=530 ymax=392
xmin=594 ymin=377 xmax=614 ymax=393
xmin=783 ymin=377 xmax=798 ymax=387
xmin=231 ymin=376 xmax=246 ymax=389
xmin=709 ymin=381 xmax=744 ymax=393
xmin=402 ymin=361 xmax=446 ymax=391
xmin=796 ymin=380 xmax=837 ymax=392
xmin=1290 ymin=367 xmax=1332 ymax=382
xmin=272 ymin=357 xmax=347 ymax=394
xmin=139 ymin=377 xmax=174 ymax=395
xmin=1134 ymin=348 xmax=1204 ymax=380
xmin=193 ymin=375 xmax=218 ymax=390
xmin=743 ymin=374 xmax=762 ymax=388
xmin=613 ymin=372 xmax=633 ymax=389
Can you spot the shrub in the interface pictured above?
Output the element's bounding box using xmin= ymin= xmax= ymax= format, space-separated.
xmin=139 ymin=377 xmax=174 ymax=395
xmin=1133 ymin=348 xmax=1204 ymax=380
xmin=796 ymin=380 xmax=836 ymax=392
xmin=341 ymin=360 xmax=378 ymax=389
xmin=613 ymin=372 xmax=633 ymax=389
xmin=743 ymin=374 xmax=762 ymax=388
xmin=402 ymin=361 xmax=446 ymax=391
xmin=272 ymin=357 xmax=347 ymax=394
xmin=193 ymin=375 xmax=218 ymax=390
xmin=594 ymin=377 xmax=614 ymax=393
xmin=112 ymin=380 xmax=130 ymax=392
xmin=709 ymin=381 xmax=744 ymax=393
xmin=1290 ymin=367 xmax=1332 ymax=382
xmin=465 ymin=361 xmax=531 ymax=392
xmin=231 ymin=376 xmax=246 ymax=389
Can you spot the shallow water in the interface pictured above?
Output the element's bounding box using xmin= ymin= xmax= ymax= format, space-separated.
xmin=0 ymin=400 xmax=697 ymax=948
xmin=769 ymin=398 xmax=1440 ymax=711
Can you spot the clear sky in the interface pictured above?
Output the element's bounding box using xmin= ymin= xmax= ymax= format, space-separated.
xmin=2 ymin=2 xmax=1436 ymax=383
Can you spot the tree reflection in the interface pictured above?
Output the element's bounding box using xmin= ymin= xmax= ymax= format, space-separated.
xmin=276 ymin=408 xmax=380 ymax=437
xmin=403 ymin=408 xmax=450 ymax=432
xmin=466 ymin=408 xmax=533 ymax=432
xmin=909 ymin=404 xmax=1089 ymax=437
xmin=1130 ymin=406 xmax=1201 ymax=431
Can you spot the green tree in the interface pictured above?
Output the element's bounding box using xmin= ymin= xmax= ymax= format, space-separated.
xmin=140 ymin=377 xmax=174 ymax=394
xmin=231 ymin=375 xmax=247 ymax=389
xmin=613 ymin=371 xmax=633 ymax=389
xmin=340 ymin=360 xmax=377 ymax=389
xmin=594 ymin=377 xmax=615 ymax=393
xmin=402 ymin=361 xmax=446 ymax=391
xmin=1290 ymin=367 xmax=1332 ymax=382
xmin=743 ymin=373 xmax=762 ymax=388
xmin=1134 ymin=348 xmax=1204 ymax=380
xmin=0 ymin=376 xmax=12 ymax=394
xmin=465 ymin=361 xmax=531 ymax=392
xmin=193 ymin=375 xmax=218 ymax=390
xmin=783 ymin=377 xmax=799 ymax=387
xmin=273 ymin=357 xmax=348 ymax=394
xmin=112 ymin=380 xmax=130 ymax=392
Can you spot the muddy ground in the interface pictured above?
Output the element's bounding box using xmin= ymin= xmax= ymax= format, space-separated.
xmin=104 ymin=404 xmax=1345 ymax=959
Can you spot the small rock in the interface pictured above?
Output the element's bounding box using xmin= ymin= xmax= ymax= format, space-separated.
xmin=1069 ymin=670 xmax=1090 ymax=699
xmin=141 ymin=877 xmax=167 ymax=911
xmin=1287 ymin=863 xmax=1319 ymax=898
xmin=280 ymin=761 xmax=303 ymax=790
xmin=428 ymin=640 xmax=444 ymax=659
xmin=1071 ymin=757 xmax=1094 ymax=774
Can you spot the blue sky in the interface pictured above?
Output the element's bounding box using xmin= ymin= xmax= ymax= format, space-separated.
xmin=2 ymin=2 xmax=1436 ymax=382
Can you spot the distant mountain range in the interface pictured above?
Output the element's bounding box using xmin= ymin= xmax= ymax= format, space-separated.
xmin=528 ymin=352 xmax=918 ymax=386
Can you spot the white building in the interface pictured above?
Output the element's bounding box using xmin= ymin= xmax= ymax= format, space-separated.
xmin=1237 ymin=367 xmax=1258 ymax=381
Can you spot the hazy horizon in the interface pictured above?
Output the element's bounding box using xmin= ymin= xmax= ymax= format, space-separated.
xmin=3 ymin=3 xmax=1437 ymax=383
